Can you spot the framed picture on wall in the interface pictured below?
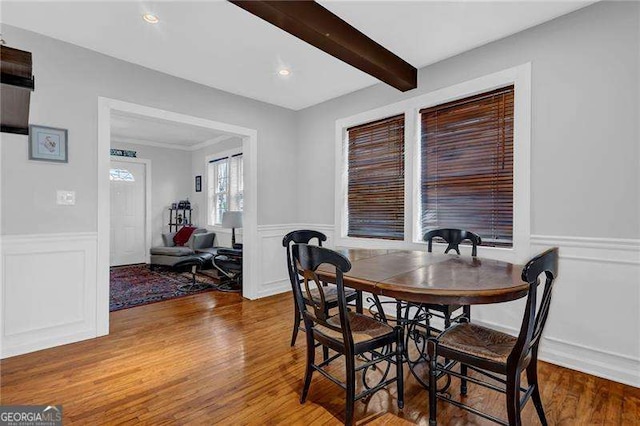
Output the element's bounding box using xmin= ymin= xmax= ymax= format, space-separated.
xmin=195 ymin=175 xmax=202 ymax=192
xmin=29 ymin=125 xmax=68 ymax=163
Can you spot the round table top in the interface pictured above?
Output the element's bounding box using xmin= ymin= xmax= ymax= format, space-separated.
xmin=315 ymin=248 xmax=527 ymax=305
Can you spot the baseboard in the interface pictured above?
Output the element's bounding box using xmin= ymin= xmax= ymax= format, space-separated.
xmin=1 ymin=328 xmax=96 ymax=359
xmin=257 ymin=278 xmax=290 ymax=298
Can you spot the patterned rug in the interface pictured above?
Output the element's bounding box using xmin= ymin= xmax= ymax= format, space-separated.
xmin=110 ymin=264 xmax=219 ymax=311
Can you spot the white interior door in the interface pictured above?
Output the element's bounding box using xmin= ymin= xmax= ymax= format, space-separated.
xmin=110 ymin=160 xmax=147 ymax=266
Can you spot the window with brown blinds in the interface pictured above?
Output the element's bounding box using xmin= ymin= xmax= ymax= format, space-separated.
xmin=347 ymin=114 xmax=405 ymax=240
xmin=420 ymin=86 xmax=514 ymax=247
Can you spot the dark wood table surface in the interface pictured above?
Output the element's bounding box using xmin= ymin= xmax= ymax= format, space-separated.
xmin=315 ymin=248 xmax=527 ymax=305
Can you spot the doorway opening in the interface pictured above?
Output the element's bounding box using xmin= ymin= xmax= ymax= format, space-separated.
xmin=98 ymin=98 xmax=258 ymax=336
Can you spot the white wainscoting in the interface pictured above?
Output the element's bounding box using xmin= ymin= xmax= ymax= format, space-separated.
xmin=255 ymin=224 xmax=334 ymax=299
xmin=473 ymin=235 xmax=640 ymax=387
xmin=5 ymin=225 xmax=635 ymax=389
xmin=1 ymin=233 xmax=98 ymax=358
xmin=256 ymin=226 xmax=640 ymax=387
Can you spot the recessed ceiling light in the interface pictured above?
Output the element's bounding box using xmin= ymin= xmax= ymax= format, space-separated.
xmin=143 ymin=13 xmax=159 ymax=24
xmin=278 ymin=68 xmax=291 ymax=77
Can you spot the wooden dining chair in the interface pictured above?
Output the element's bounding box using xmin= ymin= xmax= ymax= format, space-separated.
xmin=424 ymin=228 xmax=482 ymax=257
xmin=283 ymin=230 xmax=362 ymax=347
xmin=291 ymin=243 xmax=404 ymax=426
xmin=423 ymin=228 xmax=482 ymax=330
xmin=427 ymin=247 xmax=559 ymax=426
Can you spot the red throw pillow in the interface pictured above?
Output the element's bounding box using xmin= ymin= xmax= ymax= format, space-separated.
xmin=173 ymin=226 xmax=197 ymax=247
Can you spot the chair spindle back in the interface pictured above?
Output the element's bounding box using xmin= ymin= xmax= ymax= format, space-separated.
xmin=510 ymin=247 xmax=559 ymax=367
xmin=283 ymin=230 xmax=327 ymax=294
xmin=423 ymin=228 xmax=482 ymax=256
xmin=291 ymin=244 xmax=354 ymax=347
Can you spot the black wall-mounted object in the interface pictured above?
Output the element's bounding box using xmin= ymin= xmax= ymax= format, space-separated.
xmin=1 ymin=45 xmax=35 ymax=135
xmin=110 ymin=148 xmax=137 ymax=158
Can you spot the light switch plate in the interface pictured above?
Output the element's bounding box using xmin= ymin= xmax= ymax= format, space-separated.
xmin=56 ymin=190 xmax=76 ymax=205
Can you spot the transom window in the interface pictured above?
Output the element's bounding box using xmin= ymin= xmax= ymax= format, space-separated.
xmin=208 ymin=153 xmax=243 ymax=226
xmin=109 ymin=168 xmax=135 ymax=182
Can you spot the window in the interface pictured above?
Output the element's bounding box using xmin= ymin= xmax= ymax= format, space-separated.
xmin=420 ymin=85 xmax=514 ymax=247
xmin=347 ymin=115 xmax=405 ymax=240
xmin=208 ymin=153 xmax=243 ymax=226
xmin=336 ymin=65 xmax=529 ymax=255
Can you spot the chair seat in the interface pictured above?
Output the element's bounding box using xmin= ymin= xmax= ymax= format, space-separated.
xmin=316 ymin=312 xmax=394 ymax=344
xmin=303 ymin=285 xmax=357 ymax=305
xmin=438 ymin=322 xmax=516 ymax=364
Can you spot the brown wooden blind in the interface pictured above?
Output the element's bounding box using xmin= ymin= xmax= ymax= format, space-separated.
xmin=420 ymin=86 xmax=514 ymax=247
xmin=347 ymin=115 xmax=405 ymax=240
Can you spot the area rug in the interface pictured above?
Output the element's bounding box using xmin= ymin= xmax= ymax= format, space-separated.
xmin=110 ymin=264 xmax=219 ymax=311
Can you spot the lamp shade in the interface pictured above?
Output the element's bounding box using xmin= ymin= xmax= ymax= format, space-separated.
xmin=221 ymin=211 xmax=243 ymax=229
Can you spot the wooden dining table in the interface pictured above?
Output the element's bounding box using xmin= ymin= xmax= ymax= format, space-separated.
xmin=316 ymin=247 xmax=527 ymax=306
xmin=315 ymin=247 xmax=528 ymax=392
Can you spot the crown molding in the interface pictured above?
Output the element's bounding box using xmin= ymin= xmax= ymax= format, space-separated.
xmin=111 ymin=136 xmax=191 ymax=151
xmin=111 ymin=134 xmax=235 ymax=152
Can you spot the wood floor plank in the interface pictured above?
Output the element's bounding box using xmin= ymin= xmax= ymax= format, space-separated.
xmin=1 ymin=291 xmax=638 ymax=425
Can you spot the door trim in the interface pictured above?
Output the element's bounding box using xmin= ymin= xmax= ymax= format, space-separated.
xmin=98 ymin=97 xmax=259 ymax=337
xmin=109 ymin=156 xmax=152 ymax=264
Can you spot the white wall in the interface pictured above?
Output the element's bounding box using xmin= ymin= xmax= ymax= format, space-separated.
xmin=0 ymin=24 xmax=298 ymax=236
xmin=0 ymin=23 xmax=297 ymax=357
xmin=111 ymin=142 xmax=192 ymax=247
xmin=296 ymin=1 xmax=639 ymax=239
xmin=294 ymin=2 xmax=640 ymax=386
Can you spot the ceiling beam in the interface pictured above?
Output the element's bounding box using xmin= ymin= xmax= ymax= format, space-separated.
xmin=229 ymin=1 xmax=417 ymax=92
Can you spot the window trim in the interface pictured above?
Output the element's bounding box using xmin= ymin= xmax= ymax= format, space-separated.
xmin=206 ymin=148 xmax=243 ymax=229
xmin=334 ymin=63 xmax=531 ymax=263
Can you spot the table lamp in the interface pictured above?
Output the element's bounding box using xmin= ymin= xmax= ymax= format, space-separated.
xmin=221 ymin=211 xmax=243 ymax=248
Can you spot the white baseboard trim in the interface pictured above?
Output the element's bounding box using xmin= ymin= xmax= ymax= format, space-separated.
xmin=257 ymin=278 xmax=290 ymax=298
xmin=474 ymin=319 xmax=640 ymax=388
xmin=2 ymin=329 xmax=96 ymax=359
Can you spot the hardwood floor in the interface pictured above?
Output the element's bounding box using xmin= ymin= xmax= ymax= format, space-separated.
xmin=1 ymin=291 xmax=638 ymax=425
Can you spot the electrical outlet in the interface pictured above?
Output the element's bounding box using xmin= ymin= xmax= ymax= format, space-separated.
xmin=56 ymin=190 xmax=76 ymax=205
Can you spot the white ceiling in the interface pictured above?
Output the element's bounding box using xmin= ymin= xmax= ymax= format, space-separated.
xmin=1 ymin=1 xmax=594 ymax=110
xmin=111 ymin=111 xmax=232 ymax=150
